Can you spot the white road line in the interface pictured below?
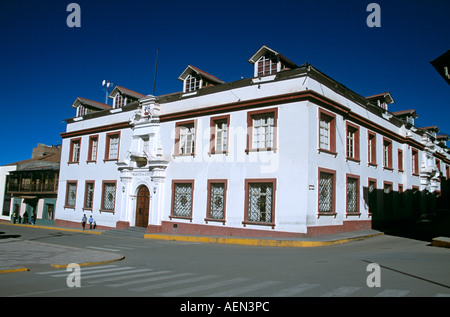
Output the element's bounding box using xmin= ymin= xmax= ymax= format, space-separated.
xmin=206 ymin=280 xmax=280 ymax=297
xmin=50 ymin=266 xmax=134 ymax=277
xmin=266 ymin=283 xmax=320 ymax=297
xmin=320 ymin=286 xmax=362 ymax=297
xmin=86 ymin=246 xmax=121 ymax=252
xmin=107 ymin=272 xmax=192 ymax=288
xmin=375 ymin=289 xmax=410 ymax=297
xmin=160 ymin=277 xmax=250 ymax=297
xmin=435 ymin=293 xmax=450 ymax=297
xmin=130 ymin=275 xmax=220 ymax=292
xmin=81 ymin=268 xmax=152 ymax=280
xmin=87 ymin=270 xmax=158 ymax=284
xmin=36 ymin=265 xmax=118 ymax=275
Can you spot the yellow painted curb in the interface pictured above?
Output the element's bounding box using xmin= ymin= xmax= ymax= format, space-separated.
xmin=50 ymin=256 xmax=126 ymax=269
xmin=0 ymin=222 xmax=102 ymax=234
xmin=0 ymin=268 xmax=29 ymax=274
xmin=144 ymin=232 xmax=384 ymax=247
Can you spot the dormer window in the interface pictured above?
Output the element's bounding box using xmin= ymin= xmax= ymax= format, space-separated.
xmin=185 ymin=74 xmax=200 ymax=92
xmin=365 ymin=92 xmax=394 ymax=112
xmin=109 ymin=86 xmax=146 ymax=109
xmin=257 ymin=53 xmax=278 ymax=77
xmin=71 ymin=97 xmax=112 ymax=118
xmin=178 ymin=65 xmax=225 ymax=93
xmin=114 ymin=94 xmax=125 ymax=108
xmin=249 ymin=45 xmax=298 ymax=78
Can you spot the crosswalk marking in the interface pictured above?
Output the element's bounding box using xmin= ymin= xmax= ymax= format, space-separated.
xmin=130 ymin=274 xmax=220 ymax=292
xmin=50 ymin=266 xmax=134 ymax=278
xmin=267 ymin=283 xmax=320 ymax=297
xmin=375 ymin=289 xmax=410 ymax=297
xmin=320 ymin=286 xmax=362 ymax=297
xmin=34 ymin=265 xmax=449 ymax=297
xmin=206 ymin=280 xmax=281 ymax=297
xmin=36 ymin=264 xmax=119 ymax=275
xmin=107 ymin=272 xmax=193 ymax=288
xmin=160 ymin=277 xmax=249 ymax=297
xmin=87 ymin=269 xmax=155 ymax=284
xmin=86 ymin=246 xmax=121 ymax=252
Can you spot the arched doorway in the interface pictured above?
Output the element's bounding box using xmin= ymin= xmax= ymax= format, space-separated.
xmin=135 ymin=186 xmax=150 ymax=228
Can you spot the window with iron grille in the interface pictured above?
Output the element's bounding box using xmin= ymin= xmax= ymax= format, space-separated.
xmin=318 ymin=171 xmax=334 ymax=214
xmin=65 ymin=181 xmax=77 ymax=208
xmin=84 ymin=181 xmax=94 ymax=209
xmin=102 ymin=182 xmax=116 ymax=211
xmin=346 ymin=177 xmax=359 ymax=214
xmin=173 ymin=182 xmax=193 ymax=218
xmin=247 ymin=183 xmax=273 ymax=223
xmin=209 ymin=183 xmax=225 ymax=220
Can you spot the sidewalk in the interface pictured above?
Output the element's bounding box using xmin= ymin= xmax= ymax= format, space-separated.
xmin=0 ymin=222 xmax=123 ymax=274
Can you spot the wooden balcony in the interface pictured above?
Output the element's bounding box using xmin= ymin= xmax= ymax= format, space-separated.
xmin=7 ymin=170 xmax=59 ymax=195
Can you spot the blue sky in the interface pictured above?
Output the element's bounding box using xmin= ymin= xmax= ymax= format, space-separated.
xmin=0 ymin=0 xmax=448 ymax=166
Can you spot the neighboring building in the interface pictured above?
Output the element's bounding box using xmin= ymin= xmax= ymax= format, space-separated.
xmin=2 ymin=144 xmax=61 ymax=225
xmin=55 ymin=45 xmax=450 ymax=237
xmin=430 ymin=50 xmax=450 ymax=85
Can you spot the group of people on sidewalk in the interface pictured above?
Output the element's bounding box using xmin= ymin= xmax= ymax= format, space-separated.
xmin=81 ymin=214 xmax=96 ymax=230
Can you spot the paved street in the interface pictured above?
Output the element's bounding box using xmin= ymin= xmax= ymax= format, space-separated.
xmin=0 ymin=223 xmax=449 ymax=303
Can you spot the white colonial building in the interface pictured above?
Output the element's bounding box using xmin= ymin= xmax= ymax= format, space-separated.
xmin=55 ymin=46 xmax=450 ymax=237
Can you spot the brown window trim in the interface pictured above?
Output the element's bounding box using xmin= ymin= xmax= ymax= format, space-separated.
xmin=205 ymin=179 xmax=227 ymax=224
xmin=68 ymin=138 xmax=82 ymax=164
xmin=318 ymin=108 xmax=337 ymax=155
xmin=397 ymin=149 xmax=404 ymax=172
xmin=82 ymin=180 xmax=95 ymax=211
xmin=104 ymin=131 xmax=121 ymax=162
xmin=170 ymin=180 xmax=195 ymax=221
xmin=99 ymin=180 xmax=117 ymax=213
xmin=243 ymin=178 xmax=277 ymax=228
xmin=86 ymin=134 xmax=99 ymax=163
xmin=317 ymin=167 xmax=337 ymax=218
xmin=367 ymin=178 xmax=377 ymax=217
xmin=345 ymin=173 xmax=361 ymax=217
xmin=64 ymin=180 xmax=78 ymax=209
xmin=382 ymin=137 xmax=393 ymax=170
xmin=209 ymin=115 xmax=230 ymax=155
xmin=368 ymin=131 xmax=377 ymax=166
xmin=246 ymin=108 xmax=278 ymax=154
xmin=174 ymin=120 xmax=197 ymax=157
xmin=346 ymin=122 xmax=360 ymax=162
xmin=412 ymin=148 xmax=419 ymax=176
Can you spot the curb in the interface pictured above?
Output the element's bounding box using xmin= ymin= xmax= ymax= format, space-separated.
xmin=0 ymin=222 xmax=102 ymax=234
xmin=144 ymin=232 xmax=384 ymax=247
xmin=432 ymin=237 xmax=450 ymax=248
xmin=50 ymin=256 xmax=126 ymax=269
xmin=0 ymin=268 xmax=29 ymax=274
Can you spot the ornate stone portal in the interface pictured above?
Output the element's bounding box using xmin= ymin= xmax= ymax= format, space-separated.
xmin=117 ymin=96 xmax=168 ymax=229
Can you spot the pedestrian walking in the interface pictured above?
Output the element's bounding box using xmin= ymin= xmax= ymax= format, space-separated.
xmin=89 ymin=215 xmax=94 ymax=230
xmin=82 ymin=214 xmax=87 ymax=230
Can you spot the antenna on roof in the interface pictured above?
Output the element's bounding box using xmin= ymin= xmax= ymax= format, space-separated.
xmin=102 ymin=80 xmax=113 ymax=104
xmin=153 ymin=48 xmax=159 ymax=96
